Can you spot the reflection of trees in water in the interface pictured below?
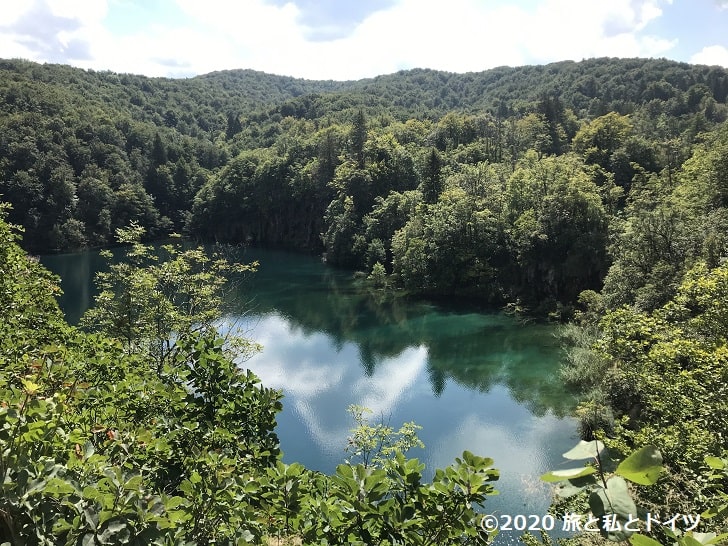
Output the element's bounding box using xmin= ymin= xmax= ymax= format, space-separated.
xmin=232 ymin=255 xmax=576 ymax=418
xmin=41 ymin=249 xmax=111 ymax=325
xmin=427 ymin=366 xmax=446 ymax=397
xmin=423 ymin=324 xmax=578 ymax=418
xmin=50 ymin=245 xmax=577 ymax=418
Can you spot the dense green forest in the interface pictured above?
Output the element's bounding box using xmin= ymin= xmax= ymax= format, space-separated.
xmin=2 ymin=56 xmax=728 ymax=308
xmin=2 ymin=56 xmax=728 ymax=544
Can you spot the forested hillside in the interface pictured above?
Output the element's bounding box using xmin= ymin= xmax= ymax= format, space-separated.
xmin=2 ymin=56 xmax=728 ymax=311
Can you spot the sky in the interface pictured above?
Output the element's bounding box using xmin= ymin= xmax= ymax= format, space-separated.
xmin=1 ymin=0 xmax=728 ymax=81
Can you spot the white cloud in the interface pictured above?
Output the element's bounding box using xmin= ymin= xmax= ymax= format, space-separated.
xmin=238 ymin=314 xmax=345 ymax=397
xmin=49 ymin=0 xmax=108 ymax=24
xmin=353 ymin=345 xmax=427 ymax=416
xmin=0 ymin=0 xmax=108 ymax=64
xmin=0 ymin=0 xmax=686 ymax=79
xmin=690 ymin=45 xmax=728 ymax=67
xmin=428 ymin=407 xmax=573 ymax=514
xmin=0 ymin=0 xmax=35 ymax=25
xmin=0 ymin=33 xmax=34 ymax=61
xmin=240 ymin=313 xmax=430 ymax=456
xmin=517 ymin=0 xmax=674 ymax=63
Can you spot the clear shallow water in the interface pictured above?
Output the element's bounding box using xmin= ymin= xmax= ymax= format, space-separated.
xmin=42 ymin=246 xmax=578 ymax=544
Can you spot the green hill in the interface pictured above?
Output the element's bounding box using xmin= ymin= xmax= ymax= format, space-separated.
xmin=1 ymin=56 xmax=727 ymax=307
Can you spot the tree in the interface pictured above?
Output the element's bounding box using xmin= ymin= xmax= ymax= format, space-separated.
xmin=76 ymin=175 xmax=114 ymax=244
xmin=536 ymin=93 xmax=572 ymax=155
xmin=572 ymin=112 xmax=633 ymax=171
xmin=322 ymin=194 xmax=360 ymax=267
xmin=225 ymin=111 xmax=242 ymax=139
xmin=0 ymin=203 xmax=66 ymax=353
xmin=597 ymin=263 xmax=728 ymax=539
xmin=0 ymin=209 xmax=283 ymax=544
xmin=150 ymin=133 xmax=168 ymax=166
xmin=362 ymin=190 xmax=420 ymax=270
xmin=601 ymin=202 xmax=695 ymax=310
xmin=392 ymin=187 xmax=502 ymax=295
xmin=505 ymin=153 xmax=609 ymax=304
xmin=602 ymin=125 xmax=728 ymax=311
xmin=392 ymin=221 xmax=429 ymax=290
xmin=515 ymin=113 xmax=552 ymax=159
xmin=421 ymin=147 xmax=443 ymax=204
xmin=81 ymin=223 xmax=258 ymax=371
xmin=350 ymin=109 xmax=368 ymax=169
xmin=110 ymin=182 xmax=163 ymax=235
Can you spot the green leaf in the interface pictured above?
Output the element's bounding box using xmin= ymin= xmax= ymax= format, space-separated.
xmin=21 ymin=379 xmax=41 ymax=395
xmin=44 ymin=477 xmax=76 ymax=495
xmin=99 ymin=520 xmax=131 ymax=543
xmin=179 ymin=481 xmax=193 ymax=495
xmin=705 ymin=456 xmax=725 ymax=470
xmin=693 ymin=532 xmax=728 ymax=545
xmin=630 ymin=534 xmax=663 ymax=546
xmin=562 ymin=440 xmax=605 ymax=460
xmin=84 ymin=441 xmax=95 ymax=460
xmin=165 ymin=496 xmax=186 ymax=510
xmin=83 ymin=486 xmax=101 ymax=501
xmin=554 ymin=481 xmax=584 ymax=497
xmin=588 ymin=476 xmax=636 ymax=519
xmin=124 ymin=475 xmax=143 ymax=491
xmin=678 ymin=537 xmax=706 ymax=546
xmin=541 ymin=466 xmax=596 ymax=482
xmin=615 ymin=445 xmax=663 ymax=485
xmin=554 ymin=474 xmax=598 ymax=497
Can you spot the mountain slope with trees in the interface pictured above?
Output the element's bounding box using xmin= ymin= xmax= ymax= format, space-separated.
xmin=1 ymin=56 xmax=728 ymax=310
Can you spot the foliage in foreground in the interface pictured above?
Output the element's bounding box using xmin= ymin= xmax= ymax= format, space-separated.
xmin=540 ymin=441 xmax=727 ymax=545
xmin=555 ymin=263 xmax=728 ymax=544
xmin=80 ymin=222 xmax=259 ymax=369
xmin=1 ymin=210 xmax=500 ymax=545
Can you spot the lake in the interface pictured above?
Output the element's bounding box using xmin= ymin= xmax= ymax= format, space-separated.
xmin=42 ymin=245 xmax=578 ymax=544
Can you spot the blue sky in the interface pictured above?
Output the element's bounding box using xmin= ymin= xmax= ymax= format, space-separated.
xmin=1 ymin=0 xmax=727 ymax=80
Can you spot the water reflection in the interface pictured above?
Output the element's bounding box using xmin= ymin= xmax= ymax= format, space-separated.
xmin=42 ymin=245 xmax=578 ymax=545
xmin=238 ymin=309 xmax=576 ymax=545
xmin=230 ymin=248 xmax=577 ymax=419
xmin=227 ymin=248 xmax=578 ymax=544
